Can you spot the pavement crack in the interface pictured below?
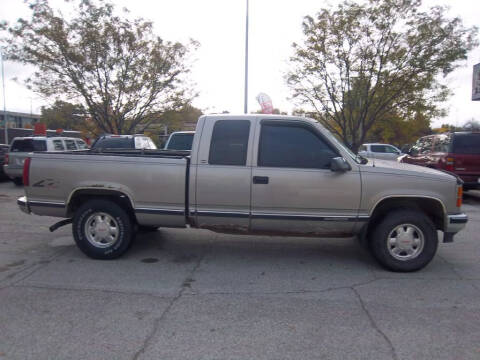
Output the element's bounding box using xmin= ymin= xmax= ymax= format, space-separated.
xmin=352 ymin=287 xmax=399 ymax=360
xmin=0 ymin=246 xmax=70 ymax=290
xmin=437 ymin=254 xmax=464 ymax=280
xmin=132 ymin=249 xmax=207 ymax=360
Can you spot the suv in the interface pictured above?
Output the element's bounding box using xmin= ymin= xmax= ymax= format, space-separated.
xmin=164 ymin=131 xmax=195 ymax=150
xmin=399 ymin=132 xmax=480 ymax=190
xmin=3 ymin=136 xmax=88 ymax=185
xmin=358 ymin=143 xmax=402 ymax=161
xmin=91 ymin=134 xmax=157 ymax=150
xmin=0 ymin=144 xmax=9 ymax=179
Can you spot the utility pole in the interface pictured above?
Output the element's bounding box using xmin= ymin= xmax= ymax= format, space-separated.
xmin=0 ymin=49 xmax=7 ymax=144
xmin=244 ymin=0 xmax=249 ymax=114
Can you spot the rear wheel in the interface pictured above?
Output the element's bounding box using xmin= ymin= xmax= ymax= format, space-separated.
xmin=370 ymin=209 xmax=438 ymax=272
xmin=72 ymin=199 xmax=134 ymax=259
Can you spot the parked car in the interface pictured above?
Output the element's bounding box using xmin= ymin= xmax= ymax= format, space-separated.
xmin=358 ymin=143 xmax=402 ymax=161
xmin=399 ymin=132 xmax=480 ymax=190
xmin=164 ymin=131 xmax=195 ymax=150
xmin=0 ymin=144 xmax=9 ymax=179
xmin=91 ymin=134 xmax=157 ymax=150
xmin=17 ymin=114 xmax=467 ymax=272
xmin=3 ymin=136 xmax=88 ymax=185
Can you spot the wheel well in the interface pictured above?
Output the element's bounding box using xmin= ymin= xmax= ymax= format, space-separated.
xmin=67 ymin=189 xmax=136 ymax=221
xmin=365 ymin=197 xmax=445 ymax=240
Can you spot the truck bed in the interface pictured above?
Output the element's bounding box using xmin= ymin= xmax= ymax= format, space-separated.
xmin=25 ymin=150 xmax=190 ymax=228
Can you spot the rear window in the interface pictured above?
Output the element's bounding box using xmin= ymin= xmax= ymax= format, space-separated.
xmin=92 ymin=137 xmax=134 ymax=149
xmin=209 ymin=120 xmax=250 ymax=166
xmin=452 ymin=133 xmax=480 ymax=154
xmin=11 ymin=139 xmax=47 ymax=152
xmin=166 ymin=134 xmax=194 ymax=150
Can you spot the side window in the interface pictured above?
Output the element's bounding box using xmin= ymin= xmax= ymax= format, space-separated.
xmin=433 ymin=135 xmax=450 ymax=152
xmin=64 ymin=140 xmax=77 ymax=150
xmin=258 ymin=123 xmax=337 ymax=169
xmin=76 ymin=140 xmax=87 ymax=149
xmin=370 ymin=145 xmax=386 ymax=153
xmin=359 ymin=145 xmax=367 ymax=152
xmin=420 ymin=137 xmax=433 ymax=154
xmin=52 ymin=140 xmax=65 ymax=151
xmin=209 ymin=120 xmax=250 ymax=166
xmin=384 ymin=146 xmax=399 ymax=154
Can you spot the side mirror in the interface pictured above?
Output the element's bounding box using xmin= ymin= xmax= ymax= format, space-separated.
xmin=330 ymin=157 xmax=351 ymax=172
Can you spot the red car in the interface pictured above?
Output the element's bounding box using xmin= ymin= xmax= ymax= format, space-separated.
xmin=399 ymin=132 xmax=480 ymax=190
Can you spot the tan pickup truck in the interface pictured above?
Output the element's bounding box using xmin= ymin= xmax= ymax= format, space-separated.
xmin=17 ymin=115 xmax=467 ymax=272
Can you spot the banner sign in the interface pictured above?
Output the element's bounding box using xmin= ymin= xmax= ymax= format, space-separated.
xmin=256 ymin=93 xmax=273 ymax=114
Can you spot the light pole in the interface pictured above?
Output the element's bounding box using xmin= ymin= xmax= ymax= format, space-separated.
xmin=0 ymin=49 xmax=7 ymax=144
xmin=244 ymin=0 xmax=249 ymax=114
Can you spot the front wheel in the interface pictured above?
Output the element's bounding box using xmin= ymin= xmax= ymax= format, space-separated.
xmin=72 ymin=199 xmax=134 ymax=259
xmin=370 ymin=209 xmax=438 ymax=272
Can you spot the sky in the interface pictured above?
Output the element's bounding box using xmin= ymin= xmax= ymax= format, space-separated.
xmin=0 ymin=0 xmax=479 ymax=127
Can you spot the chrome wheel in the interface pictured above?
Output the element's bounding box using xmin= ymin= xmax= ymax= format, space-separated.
xmin=84 ymin=212 xmax=119 ymax=248
xmin=387 ymin=224 xmax=424 ymax=261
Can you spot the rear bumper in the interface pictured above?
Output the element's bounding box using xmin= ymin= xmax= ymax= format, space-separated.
xmin=445 ymin=213 xmax=468 ymax=234
xmin=17 ymin=196 xmax=31 ymax=214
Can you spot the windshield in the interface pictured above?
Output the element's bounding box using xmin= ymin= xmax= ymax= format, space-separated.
xmin=166 ymin=133 xmax=194 ymax=150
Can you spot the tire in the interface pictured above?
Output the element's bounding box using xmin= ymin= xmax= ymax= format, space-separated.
xmin=370 ymin=209 xmax=438 ymax=272
xmin=72 ymin=199 xmax=134 ymax=259
xmin=12 ymin=177 xmax=23 ymax=186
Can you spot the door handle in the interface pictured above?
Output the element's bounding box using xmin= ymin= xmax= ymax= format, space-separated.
xmin=253 ymin=176 xmax=269 ymax=184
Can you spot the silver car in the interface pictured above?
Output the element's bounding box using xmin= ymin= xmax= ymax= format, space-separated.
xmin=358 ymin=143 xmax=402 ymax=161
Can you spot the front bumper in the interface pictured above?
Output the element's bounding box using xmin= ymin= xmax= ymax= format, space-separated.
xmin=17 ymin=196 xmax=31 ymax=214
xmin=445 ymin=213 xmax=468 ymax=234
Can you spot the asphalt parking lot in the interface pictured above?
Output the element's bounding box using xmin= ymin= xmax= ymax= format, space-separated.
xmin=1 ymin=179 xmax=480 ymax=360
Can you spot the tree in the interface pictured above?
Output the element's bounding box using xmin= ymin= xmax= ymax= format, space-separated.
xmin=40 ymin=100 xmax=86 ymax=130
xmin=287 ymin=0 xmax=478 ymax=152
xmin=2 ymin=0 xmax=196 ymax=134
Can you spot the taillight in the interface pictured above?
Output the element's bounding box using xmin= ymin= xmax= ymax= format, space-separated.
xmin=445 ymin=156 xmax=455 ymax=172
xmin=23 ymin=157 xmax=31 ymax=186
xmin=4 ymin=153 xmax=8 ymax=164
xmin=456 ymin=186 xmax=463 ymax=208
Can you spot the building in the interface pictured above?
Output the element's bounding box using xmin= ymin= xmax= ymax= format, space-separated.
xmin=0 ymin=110 xmax=41 ymax=128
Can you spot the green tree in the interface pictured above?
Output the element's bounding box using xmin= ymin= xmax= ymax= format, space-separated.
xmin=40 ymin=100 xmax=86 ymax=130
xmin=2 ymin=0 xmax=196 ymax=134
xmin=287 ymin=0 xmax=478 ymax=152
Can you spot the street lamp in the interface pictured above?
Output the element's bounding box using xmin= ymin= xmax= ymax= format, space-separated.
xmin=244 ymin=0 xmax=249 ymax=114
xmin=0 ymin=49 xmax=7 ymax=144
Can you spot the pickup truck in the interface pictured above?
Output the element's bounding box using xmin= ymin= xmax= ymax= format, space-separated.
xmin=17 ymin=115 xmax=468 ymax=272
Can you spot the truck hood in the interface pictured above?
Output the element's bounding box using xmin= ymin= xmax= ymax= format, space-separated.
xmin=360 ymin=159 xmax=457 ymax=183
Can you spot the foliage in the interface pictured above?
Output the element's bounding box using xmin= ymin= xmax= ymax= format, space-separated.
xmin=2 ymin=0 xmax=197 ymax=134
xmin=40 ymin=100 xmax=86 ymax=130
xmin=287 ymin=0 xmax=478 ymax=152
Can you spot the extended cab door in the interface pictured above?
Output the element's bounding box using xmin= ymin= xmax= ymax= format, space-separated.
xmin=250 ymin=119 xmax=362 ymax=236
xmin=193 ymin=117 xmax=254 ymax=231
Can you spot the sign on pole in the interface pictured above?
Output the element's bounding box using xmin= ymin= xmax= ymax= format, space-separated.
xmin=472 ymin=63 xmax=480 ymax=101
